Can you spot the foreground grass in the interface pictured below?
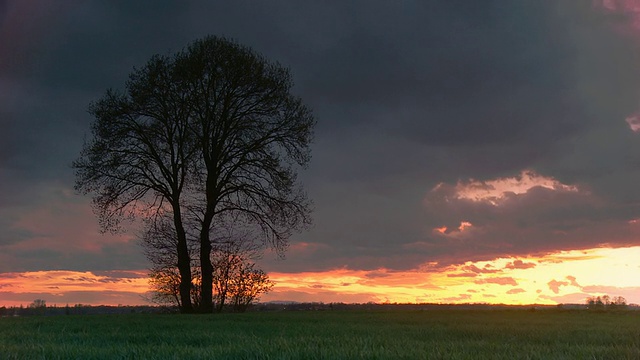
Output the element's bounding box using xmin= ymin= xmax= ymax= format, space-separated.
xmin=2 ymin=308 xmax=640 ymax=359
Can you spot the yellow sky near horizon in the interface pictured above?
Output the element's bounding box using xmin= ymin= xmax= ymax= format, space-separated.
xmin=2 ymin=245 xmax=639 ymax=307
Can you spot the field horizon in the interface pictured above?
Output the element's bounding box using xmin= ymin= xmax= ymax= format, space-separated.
xmin=2 ymin=300 xmax=635 ymax=317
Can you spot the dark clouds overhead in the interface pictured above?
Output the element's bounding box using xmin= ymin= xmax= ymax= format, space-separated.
xmin=2 ymin=1 xmax=640 ymax=273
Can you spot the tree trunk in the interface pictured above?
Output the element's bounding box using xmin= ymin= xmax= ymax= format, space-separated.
xmin=199 ymin=211 xmax=213 ymax=313
xmin=199 ymin=147 xmax=217 ymax=313
xmin=173 ymin=205 xmax=193 ymax=313
xmin=199 ymin=219 xmax=214 ymax=313
xmin=216 ymin=292 xmax=226 ymax=313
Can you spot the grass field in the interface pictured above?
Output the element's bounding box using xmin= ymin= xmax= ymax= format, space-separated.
xmin=2 ymin=308 xmax=640 ymax=359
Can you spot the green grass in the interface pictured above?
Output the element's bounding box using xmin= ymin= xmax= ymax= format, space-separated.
xmin=2 ymin=309 xmax=640 ymax=359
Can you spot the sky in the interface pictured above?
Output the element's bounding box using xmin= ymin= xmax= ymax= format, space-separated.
xmin=3 ymin=0 xmax=640 ymax=307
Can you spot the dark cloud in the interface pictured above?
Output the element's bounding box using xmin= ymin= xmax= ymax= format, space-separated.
xmin=2 ymin=1 xmax=640 ymax=275
xmin=413 ymin=181 xmax=640 ymax=267
xmin=463 ymin=265 xmax=500 ymax=274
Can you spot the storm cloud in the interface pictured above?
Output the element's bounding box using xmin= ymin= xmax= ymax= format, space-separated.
xmin=1 ymin=1 xmax=640 ymax=276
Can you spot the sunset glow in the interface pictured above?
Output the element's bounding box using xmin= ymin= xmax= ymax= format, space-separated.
xmin=3 ymin=2 xmax=640 ymax=312
xmin=0 ymin=271 xmax=149 ymax=307
xmin=265 ymin=246 xmax=640 ymax=305
xmin=3 ymin=246 xmax=640 ymax=307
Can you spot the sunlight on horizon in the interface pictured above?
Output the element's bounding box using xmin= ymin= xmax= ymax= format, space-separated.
xmin=2 ymin=246 xmax=640 ymax=307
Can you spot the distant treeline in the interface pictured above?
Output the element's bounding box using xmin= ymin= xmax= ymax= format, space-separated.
xmin=0 ymin=304 xmax=158 ymax=317
xmin=3 ymin=301 xmax=638 ymax=317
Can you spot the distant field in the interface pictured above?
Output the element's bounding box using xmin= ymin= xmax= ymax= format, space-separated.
xmin=2 ymin=308 xmax=640 ymax=359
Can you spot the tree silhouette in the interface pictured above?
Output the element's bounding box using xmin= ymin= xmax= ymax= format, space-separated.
xmin=229 ymin=266 xmax=273 ymax=312
xmin=75 ymin=35 xmax=314 ymax=313
xmin=210 ymin=225 xmax=270 ymax=312
xmin=586 ymin=294 xmax=627 ymax=311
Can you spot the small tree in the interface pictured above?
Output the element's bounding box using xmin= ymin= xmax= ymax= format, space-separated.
xmin=586 ymin=294 xmax=627 ymax=311
xmin=210 ymin=224 xmax=262 ymax=312
xmin=28 ymin=299 xmax=47 ymax=315
xmin=229 ymin=266 xmax=274 ymax=312
xmin=29 ymin=299 xmax=46 ymax=308
xmin=147 ymin=266 xmax=182 ymax=307
xmin=610 ymin=296 xmax=627 ymax=310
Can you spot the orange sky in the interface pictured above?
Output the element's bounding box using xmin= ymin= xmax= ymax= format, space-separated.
xmin=262 ymin=246 xmax=640 ymax=305
xmin=2 ymin=245 xmax=640 ymax=307
xmin=3 ymin=170 xmax=640 ymax=307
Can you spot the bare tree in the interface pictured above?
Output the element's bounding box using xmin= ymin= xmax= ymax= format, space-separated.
xmin=211 ymin=240 xmax=244 ymax=312
xmin=229 ymin=266 xmax=273 ymax=312
xmin=210 ymin=224 xmax=263 ymax=312
xmin=611 ymin=296 xmax=627 ymax=309
xmin=147 ymin=266 xmax=181 ymax=307
xmin=75 ymin=35 xmax=313 ymax=313
xmin=176 ymin=36 xmax=314 ymax=312
xmin=586 ymin=294 xmax=627 ymax=311
xmin=29 ymin=299 xmax=46 ymax=309
xmin=28 ymin=299 xmax=47 ymax=315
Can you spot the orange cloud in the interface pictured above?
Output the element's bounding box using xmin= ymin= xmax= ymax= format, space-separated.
xmin=566 ymin=276 xmax=580 ymax=287
xmin=505 ymin=260 xmax=536 ymax=270
xmin=440 ymin=294 xmax=472 ymax=302
xmin=433 ymin=221 xmax=474 ymax=236
xmin=0 ymin=270 xmax=149 ymax=306
xmin=447 ymin=273 xmax=478 ymax=278
xmin=507 ymin=288 xmax=526 ymax=295
xmin=547 ymin=279 xmax=569 ymax=294
xmin=439 ymin=170 xmax=579 ymax=206
xmin=475 ymin=277 xmax=518 ymax=286
xmin=463 ymin=264 xmax=500 ymax=274
xmin=3 ymin=246 xmax=640 ymax=307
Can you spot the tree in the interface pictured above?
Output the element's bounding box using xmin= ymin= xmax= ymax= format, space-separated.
xmin=29 ymin=299 xmax=46 ymax=309
xmin=586 ymin=294 xmax=627 ymax=311
xmin=210 ymin=227 xmax=270 ymax=312
xmin=229 ymin=266 xmax=274 ymax=312
xmin=613 ymin=296 xmax=627 ymax=306
xmin=77 ymin=35 xmax=314 ymax=313
xmin=211 ymin=238 xmax=246 ymax=312
xmin=28 ymin=299 xmax=46 ymax=315
xmin=587 ymin=296 xmax=605 ymax=310
xmin=175 ymin=36 xmax=314 ymax=312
